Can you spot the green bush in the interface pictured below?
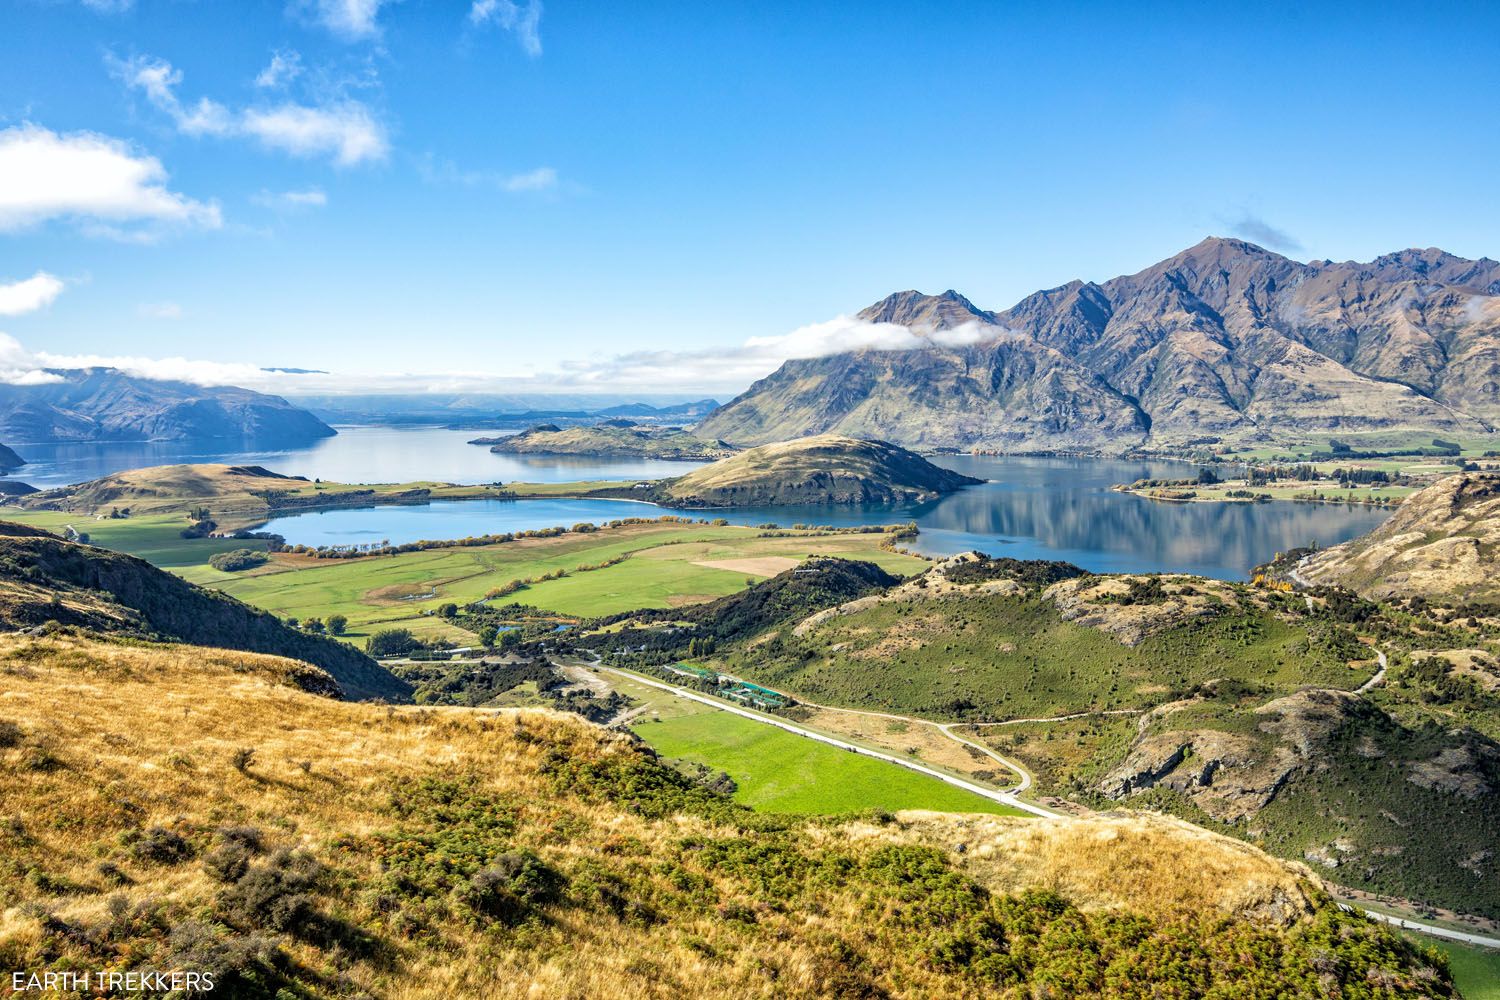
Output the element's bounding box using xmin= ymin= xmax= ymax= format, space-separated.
xmin=208 ymin=548 xmax=268 ymax=572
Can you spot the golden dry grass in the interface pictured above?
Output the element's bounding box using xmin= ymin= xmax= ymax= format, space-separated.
xmin=0 ymin=632 xmax=1415 ymax=999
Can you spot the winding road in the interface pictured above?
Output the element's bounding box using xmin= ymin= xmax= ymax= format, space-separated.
xmin=587 ymin=662 xmax=1062 ymax=819
xmin=579 ymin=659 xmax=1500 ymax=950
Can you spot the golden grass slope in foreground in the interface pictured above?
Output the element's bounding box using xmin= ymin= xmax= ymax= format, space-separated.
xmin=0 ymin=631 xmax=1457 ymax=998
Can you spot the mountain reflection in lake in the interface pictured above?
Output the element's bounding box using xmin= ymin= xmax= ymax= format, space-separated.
xmin=256 ymin=452 xmax=1391 ymax=581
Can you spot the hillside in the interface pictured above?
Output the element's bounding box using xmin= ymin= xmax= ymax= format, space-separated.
xmin=616 ymin=554 xmax=1500 ymax=923
xmin=0 ymin=367 xmax=334 ymax=444
xmin=0 ymin=629 xmax=1456 ymax=998
xmin=472 ymin=421 xmax=737 ymax=460
xmin=0 ymin=443 xmax=22 ymax=470
xmin=1298 ymin=473 xmax=1500 ymax=601
xmin=648 ymin=434 xmax=981 ymax=506
xmin=697 ymin=238 xmax=1500 ymax=452
xmin=0 ymin=522 xmax=409 ymax=700
xmin=11 ymin=462 xmax=497 ymax=532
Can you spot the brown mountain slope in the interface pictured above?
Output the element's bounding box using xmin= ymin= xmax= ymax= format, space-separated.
xmin=698 ymin=238 xmax=1500 ymax=451
xmin=1297 ymin=472 xmax=1500 ymax=601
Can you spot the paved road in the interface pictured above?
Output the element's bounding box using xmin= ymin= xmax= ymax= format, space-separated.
xmin=590 ymin=663 xmax=1062 ymax=819
xmin=1341 ymin=905 xmax=1500 ymax=949
xmin=579 ymin=661 xmax=1500 ymax=946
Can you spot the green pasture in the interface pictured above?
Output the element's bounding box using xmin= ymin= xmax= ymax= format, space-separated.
xmin=632 ymin=710 xmax=1024 ymax=816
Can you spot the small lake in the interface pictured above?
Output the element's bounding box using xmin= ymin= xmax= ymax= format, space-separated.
xmin=256 ymin=452 xmax=1392 ymax=581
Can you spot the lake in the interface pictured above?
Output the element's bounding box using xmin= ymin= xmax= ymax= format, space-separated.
xmin=0 ymin=425 xmax=706 ymax=489
xmin=247 ymin=445 xmax=1391 ymax=580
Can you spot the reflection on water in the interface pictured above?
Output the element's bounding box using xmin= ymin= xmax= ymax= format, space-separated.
xmin=0 ymin=425 xmax=706 ymax=490
xmin=258 ymin=453 xmax=1392 ymax=581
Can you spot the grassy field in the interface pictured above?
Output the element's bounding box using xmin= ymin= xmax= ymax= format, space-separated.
xmin=632 ymin=710 xmax=1024 ymax=816
xmin=0 ymin=501 xmax=926 ymax=649
xmin=0 ymin=508 xmax=264 ymax=569
xmin=1424 ymin=939 xmax=1500 ymax=1000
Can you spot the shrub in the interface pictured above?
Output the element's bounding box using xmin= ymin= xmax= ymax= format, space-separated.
xmin=130 ymin=826 xmax=193 ymax=865
xmin=218 ymin=851 xmax=323 ymax=934
xmin=208 ymin=549 xmax=268 ymax=572
xmin=459 ymin=851 xmax=565 ymax=926
xmin=0 ymin=719 xmax=20 ymax=748
xmin=203 ymin=843 xmax=253 ymax=883
xmin=231 ymin=747 xmax=257 ymax=773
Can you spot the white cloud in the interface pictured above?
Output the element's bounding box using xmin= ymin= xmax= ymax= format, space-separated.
xmin=470 ymin=0 xmax=543 ymax=56
xmin=419 ymin=156 xmax=565 ymax=195
xmin=500 ymin=166 xmax=556 ymax=193
xmin=0 ymin=272 xmax=66 ymax=317
xmin=302 ymin=0 xmax=395 ymax=41
xmin=255 ymin=50 xmax=304 ymax=89
xmin=114 ymin=54 xmax=388 ymax=167
xmin=137 ymin=301 xmax=183 ymax=320
xmin=252 ymin=187 xmax=328 ymax=210
xmin=556 ymin=317 xmax=1008 ymax=390
xmin=241 ymin=104 xmax=387 ymax=166
xmin=0 ymin=313 xmax=1004 ymax=395
xmin=0 ymin=124 xmax=221 ymax=237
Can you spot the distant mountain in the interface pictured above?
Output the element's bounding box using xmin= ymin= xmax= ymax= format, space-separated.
xmin=0 ymin=368 xmax=335 ymax=444
xmin=648 ymin=434 xmax=982 ymax=506
xmin=698 ymin=238 xmax=1500 ymax=452
xmin=0 ymin=521 xmax=408 ymax=701
xmin=289 ymin=393 xmax=720 ymax=426
xmin=471 ymin=421 xmax=736 ymax=460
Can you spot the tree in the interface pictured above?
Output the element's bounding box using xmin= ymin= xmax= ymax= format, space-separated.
xmin=498 ymin=629 xmax=520 ymax=651
xmin=305 ymin=618 xmax=325 ymax=634
xmin=326 ymin=614 xmax=348 ymax=636
xmin=368 ymin=628 xmax=420 ymax=658
xmin=439 ymin=602 xmax=459 ymax=619
xmin=478 ymin=625 xmax=499 ymax=648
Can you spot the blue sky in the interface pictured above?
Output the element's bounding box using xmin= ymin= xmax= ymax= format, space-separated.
xmin=1 ymin=0 xmax=1498 ymax=395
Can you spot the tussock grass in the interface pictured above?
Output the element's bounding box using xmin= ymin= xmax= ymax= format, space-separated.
xmin=0 ymin=632 xmax=1456 ymax=998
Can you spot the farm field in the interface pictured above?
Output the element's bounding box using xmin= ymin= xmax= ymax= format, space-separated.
xmin=1424 ymin=939 xmax=1500 ymax=1000
xmin=631 ymin=709 xmax=1024 ymax=816
xmin=0 ymin=508 xmax=263 ymax=569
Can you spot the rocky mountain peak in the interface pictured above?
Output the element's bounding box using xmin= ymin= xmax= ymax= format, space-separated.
xmin=857 ymin=288 xmax=997 ymax=331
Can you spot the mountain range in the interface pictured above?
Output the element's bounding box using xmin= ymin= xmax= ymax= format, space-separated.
xmin=0 ymin=368 xmax=335 ymax=445
xmin=698 ymin=238 xmax=1500 ymax=452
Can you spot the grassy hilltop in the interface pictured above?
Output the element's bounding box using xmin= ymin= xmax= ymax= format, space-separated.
xmin=644 ymin=435 xmax=981 ymax=507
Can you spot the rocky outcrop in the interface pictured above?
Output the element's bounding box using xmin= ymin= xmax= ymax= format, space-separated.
xmin=1298 ymin=473 xmax=1500 ymax=601
xmin=1098 ymin=689 xmax=1373 ymax=822
xmin=1406 ymin=739 xmax=1499 ymax=800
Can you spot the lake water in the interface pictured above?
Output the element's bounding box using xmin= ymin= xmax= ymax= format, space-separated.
xmin=249 ymin=446 xmax=1391 ymax=580
xmin=0 ymin=425 xmax=706 ymax=489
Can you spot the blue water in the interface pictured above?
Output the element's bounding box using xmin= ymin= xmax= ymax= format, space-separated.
xmin=257 ymin=453 xmax=1392 ymax=580
xmin=0 ymin=425 xmax=707 ymax=490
